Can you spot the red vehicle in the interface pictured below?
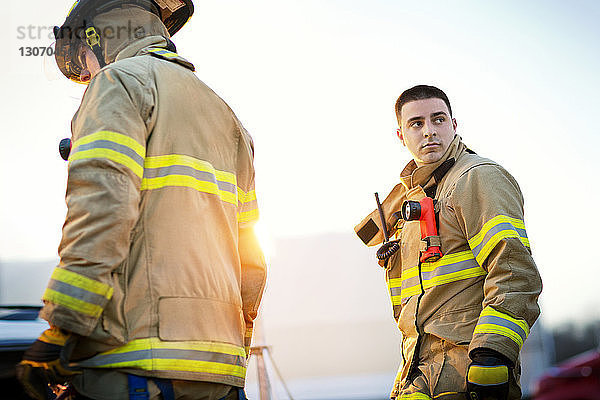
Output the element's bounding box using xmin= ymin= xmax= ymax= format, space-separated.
xmin=534 ymin=350 xmax=600 ymax=400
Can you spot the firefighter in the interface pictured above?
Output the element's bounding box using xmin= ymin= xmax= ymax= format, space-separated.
xmin=17 ymin=1 xmax=267 ymax=399
xmin=355 ymin=85 xmax=542 ymax=400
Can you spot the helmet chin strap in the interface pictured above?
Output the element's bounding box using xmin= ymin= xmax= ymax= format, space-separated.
xmin=84 ymin=22 xmax=107 ymax=68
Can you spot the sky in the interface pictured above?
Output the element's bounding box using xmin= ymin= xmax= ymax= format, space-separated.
xmin=1 ymin=0 xmax=600 ymax=328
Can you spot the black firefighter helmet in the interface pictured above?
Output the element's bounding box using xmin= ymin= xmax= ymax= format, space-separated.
xmin=54 ymin=0 xmax=193 ymax=83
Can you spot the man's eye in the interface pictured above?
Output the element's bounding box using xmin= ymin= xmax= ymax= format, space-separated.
xmin=410 ymin=121 xmax=423 ymax=128
xmin=434 ymin=117 xmax=445 ymax=124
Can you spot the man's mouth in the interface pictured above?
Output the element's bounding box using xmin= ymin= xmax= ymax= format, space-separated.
xmin=421 ymin=142 xmax=440 ymax=150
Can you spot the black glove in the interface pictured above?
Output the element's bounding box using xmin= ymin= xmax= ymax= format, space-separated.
xmin=466 ymin=348 xmax=511 ymax=400
xmin=16 ymin=326 xmax=79 ymax=400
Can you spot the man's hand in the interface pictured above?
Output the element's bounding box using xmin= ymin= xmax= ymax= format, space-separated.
xmin=467 ymin=349 xmax=510 ymax=400
xmin=16 ymin=326 xmax=79 ymax=400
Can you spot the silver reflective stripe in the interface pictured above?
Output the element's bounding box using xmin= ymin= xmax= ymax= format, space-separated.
xmin=73 ymin=140 xmax=145 ymax=168
xmin=421 ymin=258 xmax=478 ymax=280
xmin=143 ymin=165 xmax=237 ymax=195
xmin=471 ymin=222 xmax=527 ymax=260
xmin=79 ymin=348 xmax=245 ymax=368
xmin=477 ymin=315 xmax=528 ymax=344
xmin=46 ymin=279 xmax=109 ymax=309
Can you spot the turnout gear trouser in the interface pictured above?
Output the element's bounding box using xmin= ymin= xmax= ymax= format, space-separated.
xmin=392 ymin=334 xmax=521 ymax=400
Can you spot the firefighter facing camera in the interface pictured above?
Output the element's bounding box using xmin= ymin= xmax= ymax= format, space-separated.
xmin=18 ymin=1 xmax=267 ymax=399
xmin=355 ymin=85 xmax=542 ymax=400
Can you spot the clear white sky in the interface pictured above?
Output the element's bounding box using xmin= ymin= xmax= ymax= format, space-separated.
xmin=1 ymin=0 xmax=599 ymax=326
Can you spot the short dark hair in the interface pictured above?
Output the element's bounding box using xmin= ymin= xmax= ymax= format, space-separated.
xmin=395 ymin=85 xmax=452 ymax=124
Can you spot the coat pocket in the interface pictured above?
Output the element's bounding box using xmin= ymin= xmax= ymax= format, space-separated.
xmin=158 ymin=297 xmax=245 ymax=345
xmin=424 ymin=304 xmax=481 ymax=346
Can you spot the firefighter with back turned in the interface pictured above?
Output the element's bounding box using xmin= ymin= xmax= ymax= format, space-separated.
xmin=17 ymin=1 xmax=267 ymax=399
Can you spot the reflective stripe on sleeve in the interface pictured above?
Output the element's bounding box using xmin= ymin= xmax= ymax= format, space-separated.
xmin=238 ymin=209 xmax=259 ymax=224
xmin=142 ymin=155 xmax=238 ymax=205
xmin=237 ymin=188 xmax=259 ymax=224
xmin=42 ymin=268 xmax=113 ymax=318
xmin=76 ymin=338 xmax=247 ymax=379
xmin=473 ymin=306 xmax=530 ymax=349
xmin=69 ymin=131 xmax=146 ymax=178
xmin=468 ymin=215 xmax=530 ymax=266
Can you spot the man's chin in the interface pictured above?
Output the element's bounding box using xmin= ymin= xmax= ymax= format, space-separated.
xmin=418 ymin=153 xmax=443 ymax=165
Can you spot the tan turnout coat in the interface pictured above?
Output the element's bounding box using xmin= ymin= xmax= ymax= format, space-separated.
xmin=40 ymin=27 xmax=266 ymax=388
xmin=355 ymin=136 xmax=542 ymax=397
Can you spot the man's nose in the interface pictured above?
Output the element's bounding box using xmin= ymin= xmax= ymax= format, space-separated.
xmin=423 ymin=122 xmax=437 ymax=137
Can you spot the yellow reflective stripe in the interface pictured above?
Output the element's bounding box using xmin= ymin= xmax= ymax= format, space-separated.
xmin=50 ymin=268 xmax=113 ymax=299
xmin=389 ymin=266 xmax=419 ymax=305
xmin=79 ymin=337 xmax=247 ymax=378
xmin=388 ymin=277 xmax=402 ymax=305
xmin=474 ymin=306 xmax=530 ymax=348
xmin=474 ymin=324 xmax=525 ymax=347
xmin=143 ymin=155 xmax=238 ymax=204
xmin=96 ymin=358 xmax=247 ymax=378
xmin=237 ymin=209 xmax=259 ymax=223
xmin=144 ymin=155 xmax=236 ymax=185
xmin=468 ymin=215 xmax=529 ymax=265
xmin=399 ymin=393 xmax=431 ymax=400
xmin=72 ymin=131 xmax=145 ymax=158
xmin=468 ymin=365 xmax=509 ymax=385
xmin=70 ymin=148 xmax=144 ymax=179
xmin=142 ymin=175 xmax=237 ymax=204
xmin=42 ymin=288 xmax=104 ymax=318
xmin=421 ymin=251 xmax=486 ymax=289
xmin=393 ymin=252 xmax=486 ymax=305
xmin=388 ymin=278 xmax=402 ymax=289
xmin=401 ymin=266 xmax=419 ymax=281
xmin=69 ymin=131 xmax=145 ymax=178
xmin=423 ymin=267 xmax=487 ymax=288
xmin=100 ymin=337 xmax=245 ymax=357
xmin=475 ymin=230 xmax=520 ymax=265
xmin=238 ymin=188 xmax=257 ymax=204
xmin=147 ymin=48 xmax=179 ymax=58
xmin=421 ymin=250 xmax=474 ymax=271
xmin=399 ymin=285 xmax=422 ymax=299
xmin=479 ymin=306 xmax=530 ymax=337
xmin=468 ymin=215 xmax=525 ymax=249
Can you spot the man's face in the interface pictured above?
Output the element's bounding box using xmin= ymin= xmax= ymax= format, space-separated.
xmin=398 ymin=98 xmax=457 ymax=166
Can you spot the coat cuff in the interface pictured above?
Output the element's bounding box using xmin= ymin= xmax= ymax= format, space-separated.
xmin=469 ymin=306 xmax=530 ymax=364
xmin=39 ymin=302 xmax=99 ymax=337
xmin=40 ymin=267 xmax=113 ymax=337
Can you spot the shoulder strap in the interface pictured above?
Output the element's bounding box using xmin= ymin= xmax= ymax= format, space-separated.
xmin=425 ymin=157 xmax=456 ymax=199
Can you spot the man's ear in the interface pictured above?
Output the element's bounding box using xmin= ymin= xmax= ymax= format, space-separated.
xmin=396 ymin=128 xmax=406 ymax=146
xmin=452 ymin=118 xmax=458 ymax=131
